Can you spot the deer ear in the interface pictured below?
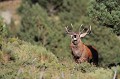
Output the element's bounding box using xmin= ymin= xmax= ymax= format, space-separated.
xmin=80 ymin=33 xmax=87 ymax=38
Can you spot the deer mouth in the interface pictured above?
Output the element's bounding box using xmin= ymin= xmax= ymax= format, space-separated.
xmin=72 ymin=40 xmax=78 ymax=45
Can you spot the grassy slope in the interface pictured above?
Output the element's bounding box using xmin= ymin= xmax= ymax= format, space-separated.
xmin=0 ymin=38 xmax=58 ymax=79
xmin=0 ymin=1 xmax=120 ymax=79
xmin=0 ymin=38 xmax=117 ymax=79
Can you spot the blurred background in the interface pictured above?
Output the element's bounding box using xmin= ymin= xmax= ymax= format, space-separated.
xmin=0 ymin=0 xmax=120 ymax=79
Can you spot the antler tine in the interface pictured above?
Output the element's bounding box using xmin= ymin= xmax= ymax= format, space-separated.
xmin=65 ymin=26 xmax=70 ymax=34
xmin=79 ymin=24 xmax=83 ymax=31
xmin=85 ymin=25 xmax=91 ymax=34
xmin=79 ymin=24 xmax=85 ymax=34
xmin=80 ymin=28 xmax=85 ymax=34
xmin=89 ymin=25 xmax=91 ymax=31
xmin=89 ymin=25 xmax=91 ymax=32
xmin=80 ymin=25 xmax=92 ymax=38
xmin=71 ymin=23 xmax=74 ymax=29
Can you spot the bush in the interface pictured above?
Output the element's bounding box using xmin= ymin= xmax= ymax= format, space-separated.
xmin=0 ymin=37 xmax=58 ymax=78
xmin=76 ymin=24 xmax=120 ymax=66
xmin=1 ymin=38 xmax=58 ymax=64
xmin=88 ymin=0 xmax=120 ymax=35
xmin=18 ymin=3 xmax=52 ymax=45
xmin=0 ymin=17 xmax=7 ymax=38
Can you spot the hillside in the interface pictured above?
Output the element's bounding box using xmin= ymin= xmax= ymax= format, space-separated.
xmin=0 ymin=38 xmax=117 ymax=79
xmin=0 ymin=0 xmax=120 ymax=79
xmin=0 ymin=38 xmax=58 ymax=78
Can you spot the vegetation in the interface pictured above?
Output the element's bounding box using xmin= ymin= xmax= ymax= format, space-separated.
xmin=0 ymin=0 xmax=120 ymax=79
xmin=17 ymin=0 xmax=120 ymax=66
xmin=0 ymin=38 xmax=114 ymax=79
xmin=88 ymin=0 xmax=120 ymax=35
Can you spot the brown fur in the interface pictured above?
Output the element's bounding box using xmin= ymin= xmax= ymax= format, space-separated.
xmin=65 ymin=25 xmax=98 ymax=65
xmin=70 ymin=39 xmax=93 ymax=63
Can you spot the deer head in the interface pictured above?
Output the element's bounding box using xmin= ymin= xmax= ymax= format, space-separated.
xmin=65 ymin=24 xmax=91 ymax=45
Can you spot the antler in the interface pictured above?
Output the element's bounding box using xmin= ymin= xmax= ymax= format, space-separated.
xmin=65 ymin=23 xmax=74 ymax=34
xmin=79 ymin=24 xmax=85 ymax=34
xmin=80 ymin=25 xmax=91 ymax=38
xmin=65 ymin=26 xmax=70 ymax=34
xmin=71 ymin=23 xmax=74 ymax=28
xmin=85 ymin=25 xmax=91 ymax=34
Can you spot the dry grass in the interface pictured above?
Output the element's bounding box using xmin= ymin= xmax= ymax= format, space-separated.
xmin=0 ymin=0 xmax=21 ymax=31
xmin=0 ymin=0 xmax=21 ymax=11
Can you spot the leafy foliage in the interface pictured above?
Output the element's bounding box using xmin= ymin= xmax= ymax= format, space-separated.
xmin=86 ymin=25 xmax=120 ymax=66
xmin=0 ymin=17 xmax=8 ymax=38
xmin=88 ymin=0 xmax=120 ymax=35
xmin=18 ymin=3 xmax=51 ymax=45
xmin=0 ymin=17 xmax=8 ymax=51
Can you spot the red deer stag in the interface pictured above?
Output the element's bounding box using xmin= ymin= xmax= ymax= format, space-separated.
xmin=65 ymin=24 xmax=98 ymax=65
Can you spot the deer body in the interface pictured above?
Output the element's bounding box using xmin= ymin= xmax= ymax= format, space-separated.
xmin=70 ymin=34 xmax=92 ymax=63
xmin=65 ymin=24 xmax=98 ymax=65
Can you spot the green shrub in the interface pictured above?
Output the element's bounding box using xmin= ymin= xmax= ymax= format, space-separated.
xmin=2 ymin=38 xmax=58 ymax=64
xmin=0 ymin=38 xmax=58 ymax=78
xmin=0 ymin=17 xmax=8 ymax=38
xmin=88 ymin=0 xmax=120 ymax=35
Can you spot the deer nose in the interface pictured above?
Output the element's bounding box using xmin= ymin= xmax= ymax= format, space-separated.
xmin=74 ymin=35 xmax=76 ymax=38
xmin=73 ymin=35 xmax=77 ymax=41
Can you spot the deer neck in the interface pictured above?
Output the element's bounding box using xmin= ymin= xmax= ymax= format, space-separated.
xmin=70 ymin=40 xmax=85 ymax=56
